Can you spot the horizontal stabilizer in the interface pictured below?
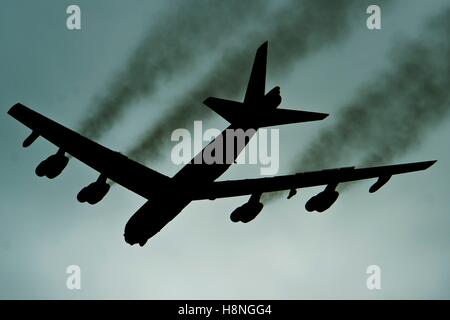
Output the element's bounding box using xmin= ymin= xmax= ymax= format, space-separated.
xmin=203 ymin=97 xmax=243 ymax=124
xmin=256 ymin=108 xmax=329 ymax=127
xmin=203 ymin=97 xmax=328 ymax=127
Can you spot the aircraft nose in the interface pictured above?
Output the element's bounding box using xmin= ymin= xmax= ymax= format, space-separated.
xmin=124 ymin=232 xmax=149 ymax=247
xmin=124 ymin=232 xmax=138 ymax=246
xmin=138 ymin=239 xmax=148 ymax=247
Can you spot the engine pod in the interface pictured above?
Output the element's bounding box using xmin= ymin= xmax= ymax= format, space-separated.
xmin=305 ymin=190 xmax=339 ymax=212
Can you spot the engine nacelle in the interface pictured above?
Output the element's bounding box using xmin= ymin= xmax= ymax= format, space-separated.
xmin=230 ymin=201 xmax=264 ymax=223
xmin=264 ymin=86 xmax=282 ymax=109
xmin=305 ymin=189 xmax=339 ymax=213
xmin=35 ymin=151 xmax=69 ymax=179
xmin=77 ymin=176 xmax=110 ymax=205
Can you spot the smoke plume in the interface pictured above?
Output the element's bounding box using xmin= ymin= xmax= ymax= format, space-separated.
xmin=265 ymin=8 xmax=449 ymax=201
xmin=126 ymin=0 xmax=364 ymax=163
xmin=78 ymin=0 xmax=268 ymax=139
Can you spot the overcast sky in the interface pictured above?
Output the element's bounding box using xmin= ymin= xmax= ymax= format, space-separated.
xmin=0 ymin=0 xmax=449 ymax=299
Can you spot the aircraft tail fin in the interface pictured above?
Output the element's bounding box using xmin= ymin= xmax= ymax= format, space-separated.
xmin=203 ymin=41 xmax=328 ymax=127
xmin=244 ymin=41 xmax=267 ymax=104
xmin=203 ymin=97 xmax=328 ymax=127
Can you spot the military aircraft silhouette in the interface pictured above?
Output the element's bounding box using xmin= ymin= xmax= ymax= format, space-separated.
xmin=8 ymin=42 xmax=436 ymax=246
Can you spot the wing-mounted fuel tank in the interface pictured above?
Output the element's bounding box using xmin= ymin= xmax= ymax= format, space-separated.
xmin=35 ymin=149 xmax=69 ymax=179
xmin=77 ymin=174 xmax=110 ymax=205
xmin=369 ymin=175 xmax=391 ymax=193
xmin=23 ymin=131 xmax=39 ymax=147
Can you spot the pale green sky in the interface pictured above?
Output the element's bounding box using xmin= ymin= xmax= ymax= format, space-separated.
xmin=0 ymin=0 xmax=449 ymax=299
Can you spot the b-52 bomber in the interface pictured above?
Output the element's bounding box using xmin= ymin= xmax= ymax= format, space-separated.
xmin=8 ymin=42 xmax=436 ymax=246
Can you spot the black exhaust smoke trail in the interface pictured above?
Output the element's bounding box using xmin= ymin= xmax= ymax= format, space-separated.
xmin=127 ymin=0 xmax=365 ymax=163
xmin=266 ymin=8 xmax=450 ymax=201
xmin=78 ymin=0 xmax=267 ymax=140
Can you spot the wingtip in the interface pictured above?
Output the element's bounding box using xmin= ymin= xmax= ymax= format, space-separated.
xmin=312 ymin=112 xmax=329 ymax=121
xmin=420 ymin=160 xmax=437 ymax=170
xmin=7 ymin=102 xmax=24 ymax=115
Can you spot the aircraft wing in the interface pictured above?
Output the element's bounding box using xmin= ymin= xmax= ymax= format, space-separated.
xmin=7 ymin=103 xmax=171 ymax=200
xmin=189 ymin=161 xmax=436 ymax=200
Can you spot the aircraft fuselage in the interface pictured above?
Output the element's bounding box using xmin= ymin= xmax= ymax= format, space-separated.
xmin=124 ymin=122 xmax=259 ymax=246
